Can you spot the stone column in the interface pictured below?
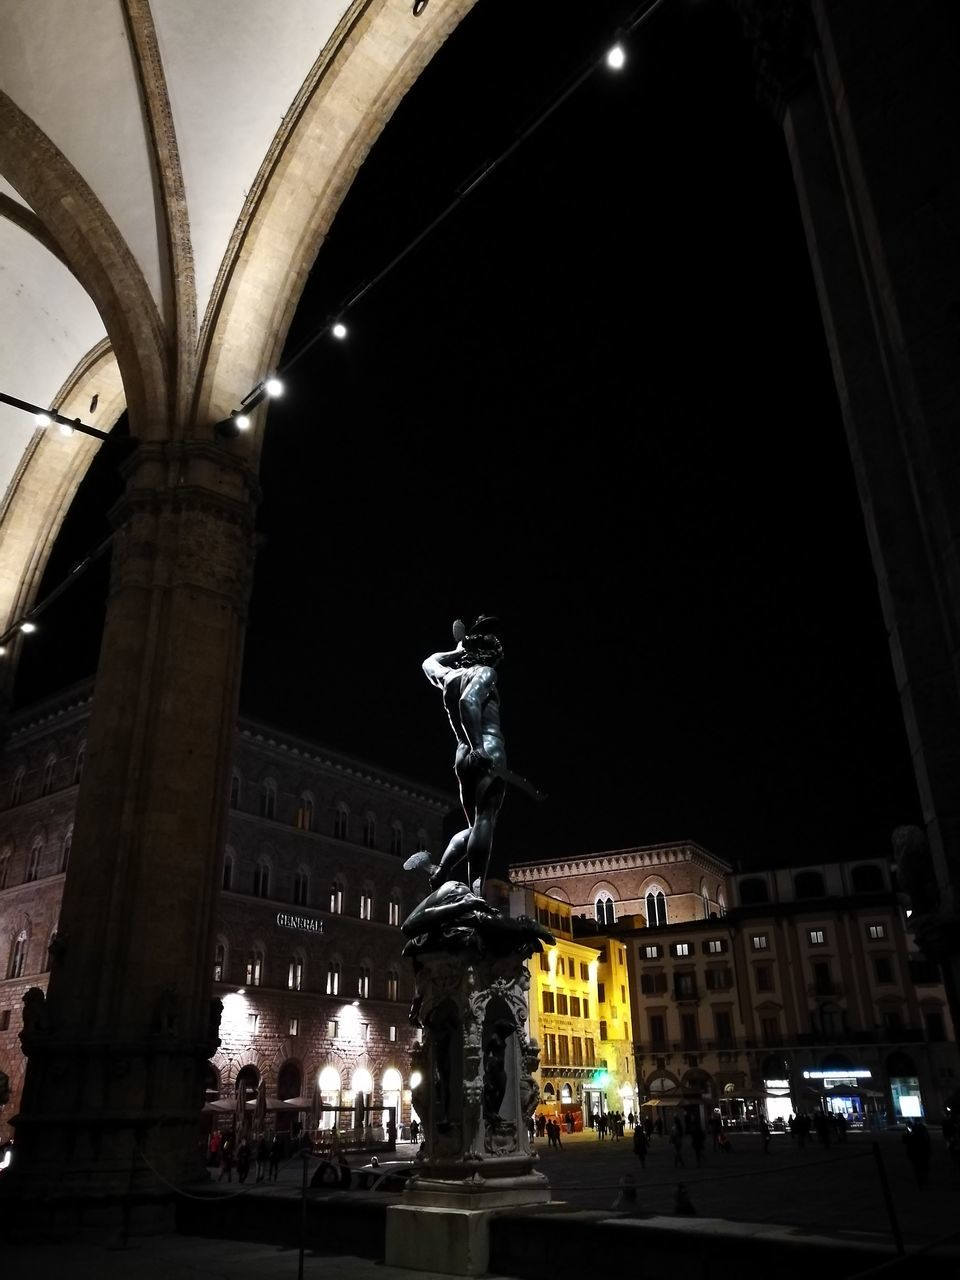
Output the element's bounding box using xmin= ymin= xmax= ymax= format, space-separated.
xmin=10 ymin=440 xmax=258 ymax=1214
xmin=734 ymin=0 xmax=960 ymax=1030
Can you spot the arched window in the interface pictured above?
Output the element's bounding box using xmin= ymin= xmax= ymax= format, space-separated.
xmin=73 ymin=745 xmax=85 ymax=785
xmin=416 ymin=829 xmax=429 ymax=852
xmin=318 ymin=1066 xmax=342 ymax=1123
xmin=59 ymin=827 xmax=72 ymax=874
xmin=333 ymin=805 xmax=349 ymax=841
xmin=297 ymin=793 xmax=315 ymax=831
xmin=359 ymin=883 xmax=374 ymax=920
xmin=277 ymin=1061 xmax=302 ymax=1101
xmin=358 ymin=964 xmax=371 ymax=999
xmin=794 ymin=870 xmax=826 ymax=900
xmin=363 ymin=813 xmax=377 ymax=849
xmin=390 ymin=821 xmax=403 ymax=856
xmin=386 ymin=969 xmax=399 ymax=1001
xmin=326 ymin=960 xmax=341 ymax=996
xmin=382 ymin=1067 xmax=402 ymax=1131
xmin=387 ymin=896 xmax=401 ymax=927
xmin=852 ymin=864 xmax=885 ymax=894
xmin=329 ymin=879 xmax=344 ymax=914
xmin=739 ymin=877 xmax=769 ymax=905
xmin=229 ymin=772 xmax=242 ymax=808
xmin=287 ymin=954 xmax=304 ymax=991
xmin=701 ymin=881 xmax=710 ymax=918
xmin=41 ymin=755 xmax=56 ymax=796
xmin=717 ymin=889 xmax=727 ymax=917
xmin=11 ymin=766 xmax=25 ymax=806
xmin=292 ymin=868 xmax=309 ymax=906
xmin=253 ymin=860 xmax=270 ymax=898
xmin=222 ymin=849 xmax=234 ymax=891
xmin=0 ymin=847 xmax=10 ymax=889
xmin=234 ymin=1065 xmax=260 ymax=1106
xmin=260 ymin=779 xmax=277 ymax=820
xmin=8 ymin=929 xmax=28 ymax=979
xmin=595 ymin=893 xmax=616 ymax=926
xmin=645 ymin=891 xmax=667 ymax=926
xmin=213 ymin=941 xmax=226 ymax=982
xmin=245 ymin=948 xmax=264 ymax=986
xmin=26 ymin=838 xmax=42 ymax=883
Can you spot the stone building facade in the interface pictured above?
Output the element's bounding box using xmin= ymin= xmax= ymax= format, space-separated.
xmin=0 ymin=684 xmax=450 ymax=1142
xmin=511 ymin=848 xmax=960 ymax=1127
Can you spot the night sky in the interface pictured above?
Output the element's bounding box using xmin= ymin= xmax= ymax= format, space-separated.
xmin=13 ymin=0 xmax=921 ymax=875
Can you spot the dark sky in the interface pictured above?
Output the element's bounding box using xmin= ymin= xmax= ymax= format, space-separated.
xmin=13 ymin=0 xmax=921 ymax=874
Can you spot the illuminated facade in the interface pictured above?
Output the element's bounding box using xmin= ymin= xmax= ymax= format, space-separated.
xmin=0 ymin=684 xmax=449 ymax=1141
xmin=512 ymin=850 xmax=960 ymax=1126
xmin=507 ymin=886 xmax=635 ymax=1123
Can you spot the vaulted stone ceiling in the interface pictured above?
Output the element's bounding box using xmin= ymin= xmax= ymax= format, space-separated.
xmin=0 ymin=0 xmax=474 ymax=637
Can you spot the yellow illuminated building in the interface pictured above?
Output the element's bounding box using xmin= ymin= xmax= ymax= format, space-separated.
xmin=508 ymin=886 xmax=635 ymax=1124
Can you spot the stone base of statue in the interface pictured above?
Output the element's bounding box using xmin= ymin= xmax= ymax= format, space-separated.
xmin=385 ymin=904 xmax=553 ymax=1275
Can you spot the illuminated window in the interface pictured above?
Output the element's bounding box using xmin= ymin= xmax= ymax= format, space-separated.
xmin=673 ymin=942 xmax=691 ymax=957
xmin=867 ymin=923 xmax=886 ymax=940
xmin=287 ymin=957 xmax=303 ymax=991
xmin=334 ymin=805 xmax=349 ymax=840
xmin=358 ymin=965 xmax=371 ymax=998
xmin=289 ymin=1017 xmax=299 ymax=1036
xmin=26 ymin=839 xmax=42 ymax=883
xmin=253 ymin=861 xmax=270 ymax=898
xmin=751 ymin=934 xmax=769 ymax=951
xmin=359 ymin=892 xmax=373 ymax=920
xmin=387 ymin=969 xmax=399 ymax=1001
xmin=388 ymin=897 xmax=401 ymax=927
xmin=329 ymin=881 xmax=343 ymax=914
xmin=247 ymin=1012 xmax=260 ymax=1034
xmin=327 ymin=1019 xmax=339 ymax=1038
xmin=326 ymin=962 xmax=340 ymax=996
xmin=391 ymin=821 xmax=403 ymax=856
xmin=213 ymin=943 xmax=225 ymax=982
xmin=643 ymin=944 xmax=662 ymax=960
xmin=245 ymin=950 xmax=263 ymax=986
xmin=41 ymin=755 xmax=56 ymax=796
xmin=706 ymin=939 xmax=724 ymax=954
xmin=808 ymin=929 xmax=826 ymax=946
xmin=389 ymin=1025 xmax=397 ymax=1042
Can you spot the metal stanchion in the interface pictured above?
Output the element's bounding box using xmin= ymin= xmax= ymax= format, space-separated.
xmin=871 ymin=1141 xmax=905 ymax=1256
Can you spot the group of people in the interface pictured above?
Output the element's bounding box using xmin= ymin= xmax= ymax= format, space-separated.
xmin=785 ymin=1111 xmax=847 ymax=1148
xmin=207 ymin=1129 xmax=285 ymax=1184
xmin=592 ymin=1111 xmax=627 ymax=1139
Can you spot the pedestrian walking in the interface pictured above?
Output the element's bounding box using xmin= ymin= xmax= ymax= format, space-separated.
xmin=760 ymin=1118 xmax=772 ymax=1156
xmin=410 ymin=1118 xmax=420 ymax=1144
xmin=633 ymin=1126 xmax=648 ymax=1169
xmin=236 ymin=1137 xmax=251 ymax=1183
xmin=691 ymin=1125 xmax=706 ymax=1167
xmin=268 ymin=1132 xmax=283 ymax=1181
xmin=218 ymin=1135 xmax=234 ymax=1183
xmin=645 ymin=1116 xmax=654 ymax=1142
xmin=670 ymin=1118 xmax=685 ymax=1168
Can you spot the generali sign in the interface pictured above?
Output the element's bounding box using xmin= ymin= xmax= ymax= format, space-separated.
xmin=276 ymin=912 xmax=324 ymax=934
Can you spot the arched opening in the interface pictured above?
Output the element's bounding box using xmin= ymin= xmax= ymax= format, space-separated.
xmin=318 ymin=1066 xmax=342 ymax=1131
xmin=645 ymin=890 xmax=667 ymax=927
xmin=382 ymin=1066 xmax=402 ymax=1137
xmin=234 ymin=1064 xmax=260 ymax=1108
xmin=277 ymin=1061 xmax=302 ymax=1101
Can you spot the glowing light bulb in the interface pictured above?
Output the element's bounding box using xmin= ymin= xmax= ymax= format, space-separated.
xmin=332 ymin=322 xmax=347 ymax=340
xmin=35 ymin=412 xmax=53 ymax=427
xmin=234 ymin=414 xmax=251 ymax=431
xmin=410 ymin=1072 xmax=422 ymax=1089
xmin=20 ymin=621 xmax=36 ymax=634
xmin=59 ymin=422 xmax=74 ymax=437
xmin=606 ymin=43 xmax=625 ymax=70
xmin=264 ymin=377 xmax=284 ymax=397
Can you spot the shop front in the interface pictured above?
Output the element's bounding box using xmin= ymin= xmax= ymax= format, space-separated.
xmin=888 ymin=1051 xmax=925 ymax=1122
xmin=802 ymin=1066 xmax=881 ymax=1128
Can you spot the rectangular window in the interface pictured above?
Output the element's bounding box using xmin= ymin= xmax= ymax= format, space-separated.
xmin=707 ymin=939 xmax=724 ymax=954
xmin=287 ymin=958 xmax=303 ymax=991
xmin=539 ymin=952 xmax=549 ymax=971
xmin=542 ymin=990 xmax=555 ymax=1014
xmin=558 ymin=1035 xmax=570 ymax=1065
xmin=544 ymin=1033 xmax=557 ymax=1062
xmin=599 ymin=1019 xmax=608 ymax=1041
xmin=557 ymin=993 xmax=568 ymax=1016
xmin=388 ymin=900 xmax=401 ymax=927
xmin=597 ymin=982 xmax=606 ymax=1004
xmin=580 ymin=963 xmax=590 ymax=980
xmin=572 ymin=1037 xmax=583 ymax=1066
xmin=597 ymin=948 xmax=608 ymax=965
xmin=755 ymin=965 xmax=773 ymax=993
xmin=675 ymin=972 xmax=698 ymax=1000
xmin=808 ymin=929 xmax=826 ymax=946
xmin=874 ymin=956 xmax=894 ymax=984
xmin=761 ymin=1016 xmax=779 ymax=1046
xmin=327 ymin=1019 xmax=338 ymax=1038
xmin=705 ymin=967 xmax=733 ymax=991
xmin=247 ymin=1012 xmax=259 ymax=1034
xmin=643 ymin=944 xmax=662 ymax=960
xmin=359 ymin=894 xmax=373 ymax=921
xmin=649 ymin=1015 xmax=666 ymax=1049
xmin=680 ymin=1013 xmax=698 ymax=1049
xmin=751 ymin=934 xmax=769 ymax=951
xmin=557 ymin=957 xmax=565 ymax=976
xmin=570 ymin=996 xmax=581 ymax=1017
xmin=289 ymin=1017 xmax=299 ymax=1036
xmin=674 ymin=942 xmax=691 ymax=957
xmin=619 ymin=949 xmax=625 ymax=967
xmin=867 ymin=923 xmax=886 ymax=940
xmin=0 ymin=1010 xmax=9 ymax=1031
xmin=812 ymin=960 xmax=832 ymax=994
xmin=714 ymin=1010 xmax=733 ymax=1047
xmin=585 ymin=1037 xmax=596 ymax=1066
xmin=582 ymin=999 xmax=590 ymax=1018
xmin=389 ymin=1024 xmax=397 ymax=1042
xmin=362 ymin=1022 xmax=371 ymax=1041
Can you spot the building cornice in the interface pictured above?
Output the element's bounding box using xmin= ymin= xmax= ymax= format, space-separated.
xmin=510 ymin=841 xmax=733 ymax=884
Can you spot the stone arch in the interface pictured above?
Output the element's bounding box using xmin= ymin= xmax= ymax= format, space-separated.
xmin=277 ymin=1059 xmax=303 ymax=1101
xmin=545 ymin=886 xmax=570 ymax=903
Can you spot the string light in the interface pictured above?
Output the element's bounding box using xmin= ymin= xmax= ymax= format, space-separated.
xmin=606 ymin=43 xmax=626 ymax=70
xmin=331 ymin=322 xmax=348 ymax=340
xmin=0 ymin=391 xmax=109 ymax=441
xmin=0 ymin=532 xmax=114 ymax=655
xmin=19 ymin=621 xmax=36 ymax=634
